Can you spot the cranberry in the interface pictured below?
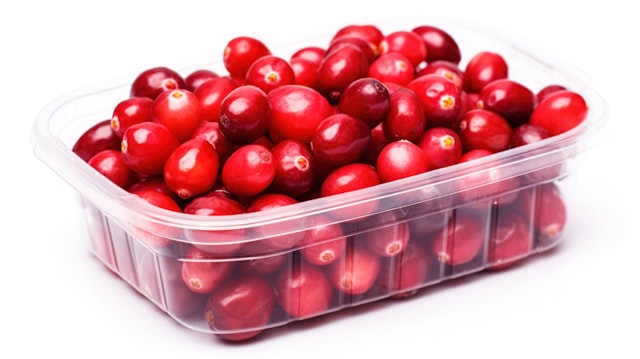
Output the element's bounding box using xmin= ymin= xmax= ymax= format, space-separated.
xmin=455 ymin=148 xmax=522 ymax=204
xmin=245 ymin=55 xmax=295 ymax=93
xmin=268 ymin=84 xmax=333 ymax=142
xmin=378 ymin=30 xmax=427 ymax=68
xmin=150 ymin=89 xmax=205 ymax=142
xmin=130 ymin=66 xmax=185 ymax=99
xmin=223 ymin=36 xmax=271 ymax=79
xmin=110 ymin=96 xmax=154 ymax=139
xmin=458 ymin=91 xmax=481 ymax=119
xmin=368 ymin=52 xmax=415 ymax=87
xmin=129 ymin=187 xmax=183 ymax=248
xmin=376 ymin=140 xmax=428 ymax=183
xmin=247 ymin=193 xmax=305 ymax=250
xmin=270 ymin=139 xmax=317 ymax=198
xmin=183 ymin=193 xmax=247 ymax=255
xmin=457 ymin=108 xmax=512 ymax=152
xmin=510 ymin=123 xmax=551 ymax=148
xmin=517 ymin=182 xmax=567 ymax=247
xmin=290 ymin=57 xmax=319 ymax=88
xmin=411 ymin=25 xmax=462 ymax=64
xmin=363 ymin=122 xmax=390 ymax=166
xmin=156 ymin=256 xmax=209 ymax=317
xmin=290 ymin=46 xmax=326 ymax=64
xmin=218 ymin=85 xmax=271 ymax=145
xmin=181 ymin=245 xmax=235 ymax=294
xmin=487 ymin=210 xmax=532 ymax=270
xmin=127 ymin=175 xmax=181 ymax=203
xmin=311 ymin=113 xmax=371 ymax=167
xmin=204 ymin=275 xmax=275 ymax=342
xmin=88 ymin=149 xmax=136 ymax=189
xmin=120 ymin=121 xmax=180 ymax=175
xmin=300 ymin=214 xmax=347 ymax=266
xmin=163 ymin=138 xmax=219 ymax=199
xmin=316 ymin=43 xmax=369 ymax=103
xmin=529 ymin=90 xmax=588 ymax=135
xmin=327 ymin=243 xmax=380 ymax=296
xmin=274 ymin=262 xmax=333 ymax=318
xmin=416 ymin=60 xmax=464 ymax=89
xmin=327 ymin=37 xmax=377 ymax=64
xmin=355 ymin=211 xmax=410 ymax=257
xmin=321 ymin=163 xmax=381 ymax=220
xmin=184 ymin=69 xmax=219 ymax=93
xmin=479 ymin=79 xmax=535 ymax=127
xmin=407 ymin=73 xmax=462 ymax=127
xmin=430 ymin=210 xmax=486 ymax=266
xmin=377 ymin=242 xmax=431 ymax=298
xmin=462 ymin=51 xmax=508 ymax=94
xmin=72 ymin=119 xmax=121 ymax=162
xmin=536 ymin=84 xmax=567 ymax=103
xmin=418 ymin=126 xmax=463 ymax=170
xmin=382 ymin=87 xmax=426 ymax=143
xmin=221 ymin=144 xmax=276 ymax=197
xmin=193 ymin=76 xmax=238 ymax=122
xmin=190 ymin=120 xmax=239 ymax=164
xmin=330 ymin=24 xmax=384 ymax=54
xmin=337 ymin=77 xmax=390 ymax=128
xmin=236 ymin=245 xmax=287 ymax=275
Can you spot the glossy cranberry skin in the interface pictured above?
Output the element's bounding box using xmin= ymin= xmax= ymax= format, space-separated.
xmin=479 ymin=79 xmax=535 ymax=127
xmin=130 ymin=66 xmax=185 ymax=99
xmin=88 ymin=149 xmax=136 ymax=189
xmin=327 ymin=243 xmax=380 ymax=295
xmin=316 ymin=43 xmax=369 ymax=103
xmin=455 ymin=148 xmax=521 ymax=204
xmin=311 ymin=113 xmax=371 ymax=167
xmin=338 ymin=77 xmax=390 ymax=128
xmin=163 ymin=138 xmax=219 ymax=199
xmin=218 ymin=85 xmax=271 ymax=145
xmin=221 ymin=144 xmax=276 ymax=197
xmin=247 ymin=193 xmax=305 ymax=250
xmin=290 ymin=46 xmax=326 ymax=64
xmin=368 ymin=52 xmax=415 ymax=87
xmin=412 ymin=25 xmax=462 ymax=64
xmin=73 ymin=119 xmax=121 ymax=162
xmin=128 ymin=175 xmax=181 ymax=203
xmin=376 ymin=140 xmax=428 ymax=183
xmin=511 ymin=123 xmax=551 ymax=148
xmin=363 ymin=123 xmax=390 ymax=166
xmin=223 ymin=36 xmax=271 ymax=79
xmin=121 ymin=121 xmax=180 ymax=175
xmin=270 ymin=139 xmax=317 ymax=197
xmin=431 ymin=210 xmax=485 ymax=266
xmin=378 ymin=242 xmax=431 ymax=298
xmin=274 ymin=262 xmax=334 ymax=318
xmin=463 ymin=51 xmax=508 ymax=94
xmin=328 ymin=37 xmax=377 ymax=64
xmin=407 ymin=74 xmax=462 ymax=127
xmin=356 ymin=211 xmax=410 ymax=257
xmin=110 ymin=96 xmax=154 ymax=139
xmin=330 ymin=24 xmax=384 ymax=55
xmin=536 ymin=84 xmax=567 ymax=103
xmin=529 ymin=90 xmax=588 ymax=136
xmin=457 ymin=109 xmax=512 ymax=152
xmin=383 ymin=87 xmax=426 ymax=143
xmin=418 ymin=126 xmax=463 ymax=170
xmin=204 ymin=275 xmax=275 ymax=342
xmin=193 ymin=76 xmax=238 ymax=122
xmin=487 ymin=210 xmax=532 ymax=270
xmin=181 ymin=245 xmax=235 ymax=294
xmin=184 ymin=69 xmax=219 ymax=92
xmin=320 ymin=163 xmax=381 ymax=220
xmin=190 ymin=120 xmax=238 ymax=164
xmin=150 ymin=89 xmax=205 ymax=142
xmin=245 ymin=55 xmax=295 ymax=93
xmin=290 ymin=57 xmax=319 ymax=88
xmin=129 ymin=188 xmax=183 ymax=248
xmin=268 ymin=84 xmax=333 ymax=142
xmin=378 ymin=30 xmax=427 ymax=68
xmin=517 ymin=182 xmax=567 ymax=247
xmin=416 ymin=60 xmax=464 ymax=89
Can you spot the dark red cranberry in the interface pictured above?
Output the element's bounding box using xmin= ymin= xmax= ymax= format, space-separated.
xmin=218 ymin=85 xmax=271 ymax=145
xmin=130 ymin=66 xmax=186 ymax=99
xmin=479 ymin=79 xmax=535 ymax=127
xmin=316 ymin=43 xmax=369 ymax=103
xmin=412 ymin=25 xmax=462 ymax=64
xmin=463 ymin=51 xmax=508 ymax=93
xmin=457 ymin=108 xmax=512 ymax=152
xmin=311 ymin=113 xmax=371 ymax=167
xmin=72 ymin=119 xmax=121 ymax=162
xmin=337 ymin=77 xmax=390 ymax=129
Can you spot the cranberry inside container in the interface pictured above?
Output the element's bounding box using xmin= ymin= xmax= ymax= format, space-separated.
xmin=31 ymin=18 xmax=607 ymax=342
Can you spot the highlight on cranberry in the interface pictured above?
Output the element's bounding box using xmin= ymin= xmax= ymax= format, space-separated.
xmin=71 ymin=22 xmax=590 ymax=341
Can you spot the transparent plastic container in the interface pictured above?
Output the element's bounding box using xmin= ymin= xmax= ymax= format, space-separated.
xmin=31 ymin=19 xmax=607 ymax=341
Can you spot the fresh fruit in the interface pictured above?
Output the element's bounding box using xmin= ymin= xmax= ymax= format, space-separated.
xmin=529 ymin=90 xmax=588 ymax=135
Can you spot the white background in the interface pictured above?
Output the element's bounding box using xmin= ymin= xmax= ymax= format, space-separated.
xmin=2 ymin=1 xmax=639 ymax=358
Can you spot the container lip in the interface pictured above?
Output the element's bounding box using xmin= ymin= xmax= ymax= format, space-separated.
xmin=30 ymin=17 xmax=609 ymax=231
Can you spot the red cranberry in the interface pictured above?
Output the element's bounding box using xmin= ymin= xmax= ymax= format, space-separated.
xmin=363 ymin=122 xmax=390 ymax=166
xmin=368 ymin=52 xmax=415 ymax=87
xmin=274 ymin=262 xmax=334 ymax=318
xmin=247 ymin=193 xmax=305 ymax=250
xmin=72 ymin=119 xmax=121 ymax=162
xmin=407 ymin=73 xmax=462 ymax=127
xmin=327 ymin=37 xmax=377 ymax=64
xmin=455 ymin=148 xmax=522 ymax=204
xmin=163 ymin=138 xmax=219 ymax=199
xmin=517 ymin=182 xmax=567 ymax=247
xmin=382 ymin=87 xmax=426 ymax=143
xmin=290 ymin=46 xmax=326 ymax=64
xmin=150 ymin=89 xmax=205 ymax=142
xmin=129 ymin=188 xmax=183 ymax=248
xmin=184 ymin=69 xmax=219 ymax=92
xmin=338 ymin=77 xmax=390 ymax=129
xmin=416 ymin=60 xmax=464 ymax=89
xmin=377 ymin=242 xmax=431 ymax=298
xmin=300 ymin=214 xmax=347 ymax=266
xmin=245 ymin=55 xmax=296 ymax=93
xmin=510 ymin=123 xmax=551 ymax=148
xmin=431 ymin=210 xmax=486 ymax=266
xmin=536 ymin=84 xmax=567 ymax=103
xmin=190 ymin=120 xmax=239 ymax=164
xmin=193 ymin=76 xmax=238 ymax=122
xmin=529 ymin=90 xmax=588 ymax=135
xmin=221 ymin=144 xmax=276 ymax=197
xmin=356 ymin=211 xmax=410 ymax=257
xmin=376 ymin=140 xmax=428 ymax=183
xmin=223 ymin=36 xmax=271 ymax=79
xmin=121 ymin=121 xmax=180 ymax=175
xmin=412 ymin=25 xmax=462 ymax=64
xmin=88 ymin=149 xmax=136 ymax=189
xmin=327 ymin=243 xmax=380 ymax=295
xmin=320 ymin=163 xmax=381 ymax=220
xmin=268 ymin=84 xmax=333 ymax=142
xmin=181 ymin=245 xmax=235 ymax=294
xmin=378 ymin=30 xmax=427 ymax=68
xmin=418 ymin=126 xmax=463 ymax=170
xmin=290 ymin=57 xmax=319 ymax=88
xmin=316 ymin=43 xmax=369 ymax=103
xmin=457 ymin=108 xmax=512 ymax=152
xmin=110 ymin=96 xmax=154 ymax=139
xmin=130 ymin=66 xmax=185 ymax=99
xmin=270 ymin=139 xmax=317 ymax=198
xmin=463 ymin=51 xmax=508 ymax=94
xmin=330 ymin=24 xmax=384 ymax=54
xmin=487 ymin=210 xmax=532 ymax=270
xmin=479 ymin=79 xmax=535 ymax=127
xmin=311 ymin=113 xmax=371 ymax=167
xmin=218 ymin=85 xmax=271 ymax=145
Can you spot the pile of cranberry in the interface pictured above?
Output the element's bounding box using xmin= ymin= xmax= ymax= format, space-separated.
xmin=72 ymin=23 xmax=589 ymax=341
